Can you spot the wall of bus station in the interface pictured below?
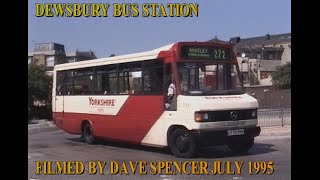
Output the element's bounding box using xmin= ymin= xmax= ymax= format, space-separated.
xmin=244 ymin=85 xmax=291 ymax=109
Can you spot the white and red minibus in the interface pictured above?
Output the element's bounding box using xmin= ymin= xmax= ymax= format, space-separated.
xmin=52 ymin=42 xmax=261 ymax=158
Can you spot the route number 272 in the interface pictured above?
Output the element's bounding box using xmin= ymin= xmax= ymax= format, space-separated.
xmin=213 ymin=49 xmax=226 ymax=59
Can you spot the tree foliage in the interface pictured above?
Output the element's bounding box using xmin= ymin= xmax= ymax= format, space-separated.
xmin=28 ymin=64 xmax=53 ymax=119
xmin=271 ymin=62 xmax=291 ymax=89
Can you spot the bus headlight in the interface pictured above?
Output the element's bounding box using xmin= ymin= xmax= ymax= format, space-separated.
xmin=194 ymin=112 xmax=209 ymax=122
xmin=194 ymin=113 xmax=202 ymax=122
xmin=203 ymin=113 xmax=209 ymax=120
xmin=251 ymin=110 xmax=257 ymax=118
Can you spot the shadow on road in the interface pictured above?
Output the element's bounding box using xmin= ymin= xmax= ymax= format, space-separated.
xmin=66 ymin=137 xmax=170 ymax=154
xmin=195 ymin=143 xmax=277 ymax=159
xmin=65 ymin=137 xmax=277 ymax=159
xmin=28 ymin=121 xmax=38 ymax=124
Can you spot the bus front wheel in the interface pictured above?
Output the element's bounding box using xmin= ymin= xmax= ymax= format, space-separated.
xmin=83 ymin=123 xmax=95 ymax=144
xmin=168 ymin=129 xmax=197 ymax=158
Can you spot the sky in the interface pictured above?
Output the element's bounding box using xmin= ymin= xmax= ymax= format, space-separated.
xmin=28 ymin=0 xmax=291 ymax=58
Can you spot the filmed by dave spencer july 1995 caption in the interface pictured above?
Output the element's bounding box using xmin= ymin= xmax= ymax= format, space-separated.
xmin=35 ymin=160 xmax=274 ymax=175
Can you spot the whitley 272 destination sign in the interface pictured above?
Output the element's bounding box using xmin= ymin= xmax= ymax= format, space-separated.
xmin=181 ymin=46 xmax=231 ymax=60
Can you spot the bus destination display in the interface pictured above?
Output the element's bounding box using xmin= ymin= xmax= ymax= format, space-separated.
xmin=181 ymin=46 xmax=230 ymax=60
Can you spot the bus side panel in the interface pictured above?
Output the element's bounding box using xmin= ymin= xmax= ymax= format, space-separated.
xmin=54 ymin=95 xmax=164 ymax=144
xmin=90 ymin=95 xmax=163 ymax=143
xmin=53 ymin=112 xmax=83 ymax=134
xmin=53 ymin=96 xmax=64 ymax=128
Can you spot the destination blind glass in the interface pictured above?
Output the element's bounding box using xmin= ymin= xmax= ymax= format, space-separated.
xmin=181 ymin=46 xmax=231 ymax=60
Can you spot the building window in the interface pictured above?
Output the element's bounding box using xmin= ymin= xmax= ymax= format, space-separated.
xmin=257 ymin=54 xmax=261 ymax=59
xmin=28 ymin=57 xmax=32 ymax=65
xmin=67 ymin=57 xmax=75 ymax=63
xmin=46 ymin=71 xmax=53 ymax=76
xmin=46 ymin=56 xmax=55 ymax=67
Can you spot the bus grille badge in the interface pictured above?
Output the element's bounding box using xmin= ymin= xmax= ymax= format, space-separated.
xmin=230 ymin=111 xmax=238 ymax=120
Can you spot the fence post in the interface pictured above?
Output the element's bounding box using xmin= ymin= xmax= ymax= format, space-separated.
xmin=280 ymin=96 xmax=284 ymax=127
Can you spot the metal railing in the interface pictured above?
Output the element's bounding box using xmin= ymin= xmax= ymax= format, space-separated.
xmin=257 ymin=108 xmax=291 ymax=127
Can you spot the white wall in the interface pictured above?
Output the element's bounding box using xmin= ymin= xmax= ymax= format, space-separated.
xmin=281 ymin=43 xmax=291 ymax=65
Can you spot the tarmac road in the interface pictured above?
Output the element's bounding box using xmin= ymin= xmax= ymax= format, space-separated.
xmin=28 ymin=125 xmax=291 ymax=180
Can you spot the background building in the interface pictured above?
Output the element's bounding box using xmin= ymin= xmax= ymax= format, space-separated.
xmin=234 ymin=33 xmax=291 ymax=86
xmin=66 ymin=50 xmax=97 ymax=63
xmin=28 ymin=43 xmax=97 ymax=76
xmin=228 ymin=33 xmax=291 ymax=109
xmin=208 ymin=33 xmax=291 ymax=86
xmin=28 ymin=43 xmax=67 ymax=73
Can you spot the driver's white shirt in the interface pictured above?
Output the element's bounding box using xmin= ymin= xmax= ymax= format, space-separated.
xmin=167 ymin=83 xmax=176 ymax=96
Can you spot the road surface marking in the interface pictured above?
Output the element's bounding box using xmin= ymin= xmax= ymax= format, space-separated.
xmin=160 ymin=175 xmax=172 ymax=180
xmin=256 ymin=135 xmax=291 ymax=140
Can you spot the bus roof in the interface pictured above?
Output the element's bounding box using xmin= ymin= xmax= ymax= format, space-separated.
xmin=54 ymin=43 xmax=175 ymax=71
xmin=54 ymin=41 xmax=234 ymax=71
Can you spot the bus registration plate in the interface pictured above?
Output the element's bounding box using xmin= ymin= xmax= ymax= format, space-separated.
xmin=227 ymin=129 xmax=244 ymax=136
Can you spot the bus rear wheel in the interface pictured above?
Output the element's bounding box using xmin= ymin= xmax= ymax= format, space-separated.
xmin=83 ymin=123 xmax=95 ymax=144
xmin=168 ymin=129 xmax=197 ymax=158
xmin=228 ymin=137 xmax=254 ymax=154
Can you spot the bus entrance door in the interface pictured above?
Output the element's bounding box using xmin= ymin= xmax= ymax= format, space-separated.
xmin=54 ymin=95 xmax=64 ymax=126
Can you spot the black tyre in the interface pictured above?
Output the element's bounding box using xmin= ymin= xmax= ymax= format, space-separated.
xmin=168 ymin=129 xmax=197 ymax=158
xmin=228 ymin=137 xmax=254 ymax=154
xmin=83 ymin=123 xmax=95 ymax=144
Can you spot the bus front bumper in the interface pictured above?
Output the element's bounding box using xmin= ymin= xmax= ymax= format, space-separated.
xmin=191 ymin=126 xmax=261 ymax=146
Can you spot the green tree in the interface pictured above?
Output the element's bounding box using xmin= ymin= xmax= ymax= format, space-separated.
xmin=28 ymin=64 xmax=53 ymax=120
xmin=271 ymin=62 xmax=291 ymax=89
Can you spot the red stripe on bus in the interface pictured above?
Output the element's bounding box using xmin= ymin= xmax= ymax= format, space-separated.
xmin=53 ymin=95 xmax=164 ymax=144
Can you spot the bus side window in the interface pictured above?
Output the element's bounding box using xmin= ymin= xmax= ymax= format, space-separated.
xmin=119 ymin=71 xmax=129 ymax=94
xmin=109 ymin=72 xmax=118 ymax=94
xmin=57 ymin=85 xmax=63 ymax=95
xmin=150 ymin=67 xmax=163 ymax=94
xmin=73 ymin=68 xmax=94 ymax=95
xmin=65 ymin=84 xmax=73 ymax=95
xmin=130 ymin=70 xmax=142 ymax=94
xmin=94 ymin=66 xmax=111 ymax=95
xmin=56 ymin=71 xmax=65 ymax=95
xmin=82 ymin=85 xmax=90 ymax=95
xmin=143 ymin=61 xmax=163 ymax=95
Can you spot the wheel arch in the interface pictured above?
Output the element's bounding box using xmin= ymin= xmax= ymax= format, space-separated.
xmin=167 ymin=125 xmax=188 ymax=144
xmin=81 ymin=119 xmax=93 ymax=134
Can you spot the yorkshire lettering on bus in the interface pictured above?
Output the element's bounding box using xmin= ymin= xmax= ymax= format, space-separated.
xmin=89 ymin=97 xmax=115 ymax=106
